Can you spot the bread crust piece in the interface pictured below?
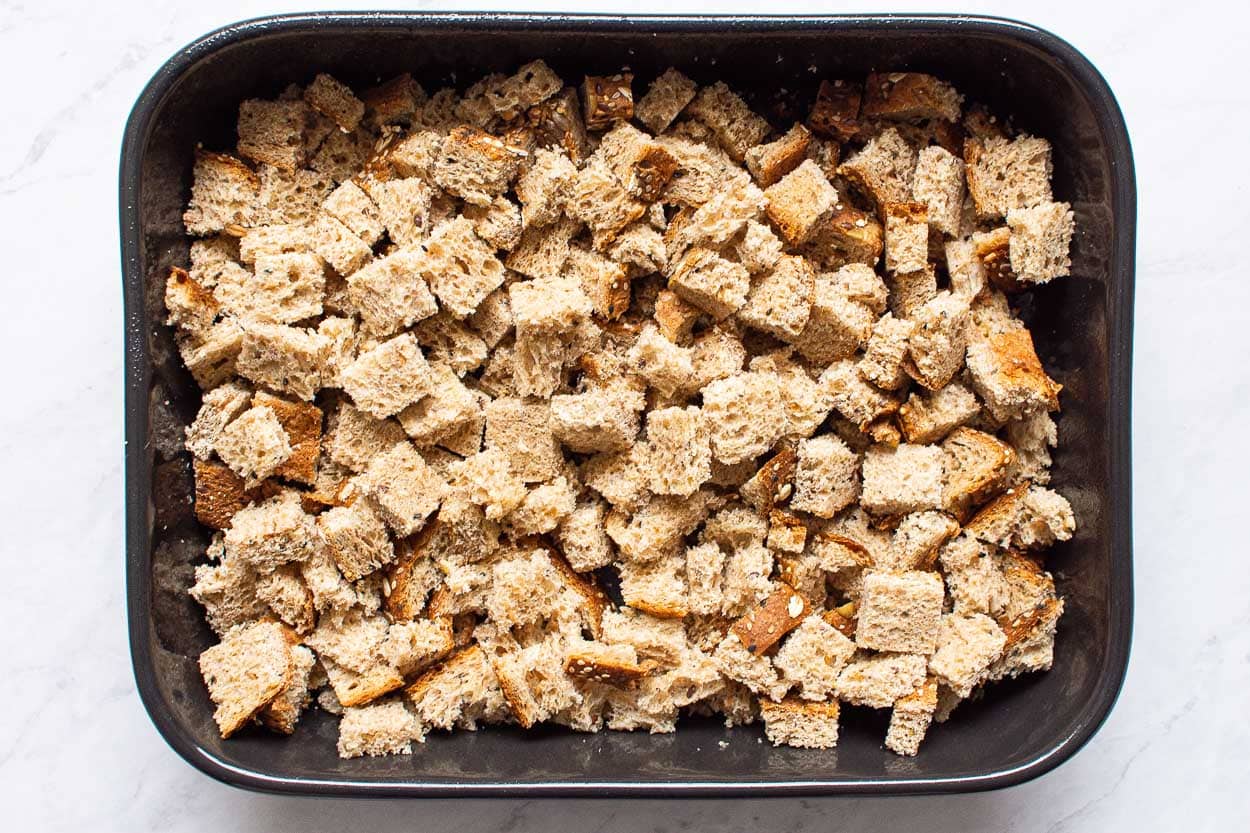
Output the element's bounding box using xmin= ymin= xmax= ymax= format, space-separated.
xmin=252 ymin=392 xmax=322 ymax=486
xmin=198 ymin=620 xmax=293 ymax=738
xmin=862 ymin=72 xmax=962 ymax=123
xmin=941 ymin=427 xmax=1017 ymax=521
xmin=808 ymin=79 xmax=862 ymax=142
xmin=730 ymin=583 xmax=810 ymax=656
xmin=193 ymin=458 xmax=253 ymax=530
xmin=565 ymin=649 xmax=658 ymax=689
xmin=582 ymin=73 xmax=635 ymax=130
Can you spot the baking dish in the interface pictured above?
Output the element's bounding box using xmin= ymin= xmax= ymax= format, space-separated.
xmin=121 ymin=12 xmax=1135 ymax=796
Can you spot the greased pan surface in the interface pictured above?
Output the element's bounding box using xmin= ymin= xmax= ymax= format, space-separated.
xmin=122 ymin=13 xmax=1134 ymax=796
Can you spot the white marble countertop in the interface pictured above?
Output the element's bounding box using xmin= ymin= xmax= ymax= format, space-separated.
xmin=2 ymin=0 xmax=1247 ymax=829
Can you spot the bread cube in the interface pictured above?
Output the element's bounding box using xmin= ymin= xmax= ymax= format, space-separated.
xmin=912 ymin=145 xmax=965 ymax=237
xmin=606 ymin=491 xmax=714 ymax=563
xmin=818 ymin=359 xmax=899 ymax=430
xmin=928 ymin=613 xmax=1007 ymax=697
xmin=636 ymin=68 xmax=698 ymax=134
xmin=485 ymin=59 xmax=562 ymax=118
xmin=449 ymin=448 xmax=527 ymax=521
xmin=964 ymin=135 xmax=1053 ymax=219
xmin=556 ymin=498 xmax=613 ymax=572
xmin=885 ymin=678 xmax=939 ymax=756
xmin=884 ymin=202 xmax=929 ymax=274
xmin=790 ymin=434 xmax=861 ymax=518
xmin=773 ymin=615 xmax=857 ymax=701
xmin=1007 ymin=201 xmax=1075 ymax=284
xmin=340 ymin=334 xmax=432 ymax=418
xmin=199 ymin=620 xmax=293 ymax=738
xmin=565 ymin=161 xmax=646 ymax=243
xmin=422 ymin=216 xmax=507 ymax=318
xmin=251 ymin=391 xmax=321 ymax=486
xmin=505 ymin=215 xmax=579 ymax=280
xmin=619 ymin=552 xmax=689 ymax=619
xmin=667 ymin=248 xmax=751 ymax=320
xmin=738 ymin=255 xmax=815 ymax=340
xmin=431 ymin=126 xmax=527 ymax=206
xmin=942 ymin=427 xmax=1016 ymax=520
xmin=906 ymin=291 xmax=970 ymax=390
xmin=224 ymin=491 xmax=318 ymax=570
xmin=506 ymin=476 xmax=577 ymax=537
xmin=484 ymin=397 xmax=561 ymax=483
xmin=702 ymin=371 xmax=787 ymax=465
xmin=834 ymin=652 xmax=928 ymax=709
xmin=644 ymin=406 xmax=711 ymax=497
xmin=712 ymin=631 xmax=789 ymax=701
xmin=322 ymin=180 xmax=384 ymax=245
xmin=856 ymin=570 xmax=945 ymax=653
xmin=318 ymin=501 xmax=395 ymax=582
xmin=745 ymin=123 xmax=812 ymax=188
xmin=346 ymin=249 xmax=438 ymax=336
xmin=790 ymin=271 xmax=876 ymax=363
xmin=764 ymin=159 xmax=838 ymax=246
xmin=336 ymin=699 xmax=421 ymax=758
xmin=860 ymin=443 xmax=945 ymax=515
xmin=966 ymin=328 xmax=1062 ymax=421
xmin=628 ymin=325 xmax=696 ymax=398
xmin=237 ymin=99 xmax=312 ymax=170
xmin=806 ymin=202 xmax=883 ymax=266
xmin=183 ymin=151 xmax=259 ymax=236
xmin=582 ymin=73 xmax=635 ymax=129
xmin=759 ymin=697 xmax=840 ymax=749
xmin=807 ymin=79 xmax=862 ymax=142
xmin=862 ymin=72 xmax=962 ymax=122
xmin=236 ymin=323 xmax=328 ymax=401
xmin=356 ymin=441 xmax=447 ymax=536
xmin=898 ymin=382 xmax=980 ymax=444
xmin=686 ymin=82 xmax=771 ymax=162
xmin=860 ymin=313 xmax=915 ymax=390
xmin=324 ymin=402 xmax=407 ymax=473
xmin=312 ymin=213 xmax=373 ymax=275
xmin=529 ymin=86 xmax=591 ymax=162
xmin=837 ymin=127 xmax=917 ymax=212
xmin=598 ymin=122 xmax=679 ymax=202
xmin=509 ymin=273 xmax=593 ymax=337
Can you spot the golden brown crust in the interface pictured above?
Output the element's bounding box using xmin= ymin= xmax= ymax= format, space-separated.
xmin=862 ymin=73 xmax=960 ymax=123
xmin=822 ymin=602 xmax=859 ymax=639
xmin=404 ymin=643 xmax=485 ymax=702
xmin=813 ymin=203 xmax=884 ymax=265
xmin=527 ymin=87 xmax=590 ymax=162
xmin=999 ymin=596 xmax=1062 ymax=651
xmin=749 ymin=124 xmax=813 ymax=188
xmin=564 ymin=652 xmax=657 ymax=688
xmin=973 ymin=226 xmax=1024 ymax=293
xmin=582 ymin=74 xmax=634 ymax=130
xmin=333 ymin=663 xmax=406 ymax=708
xmin=987 ymin=329 xmax=1063 ymax=412
xmin=747 ymin=446 xmax=798 ymax=514
xmin=885 ymin=201 xmax=929 ymax=225
xmin=252 ymin=392 xmax=322 ymax=486
xmin=653 ymin=289 xmax=702 ymax=345
xmin=808 ymin=80 xmax=862 ymax=142
xmin=193 ymin=459 xmax=251 ymax=530
xmin=731 ymin=583 xmax=810 ymax=655
xmin=384 ymin=526 xmax=439 ymax=621
xmin=942 ymin=427 xmax=1017 ymax=521
xmin=544 ymin=546 xmax=609 ymax=638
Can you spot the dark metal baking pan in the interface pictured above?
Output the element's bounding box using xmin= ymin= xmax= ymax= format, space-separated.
xmin=121 ymin=12 xmax=1135 ymax=797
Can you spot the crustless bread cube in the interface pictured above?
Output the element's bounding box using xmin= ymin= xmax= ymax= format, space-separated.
xmin=644 ymin=406 xmax=712 ymax=497
xmin=738 ymin=255 xmax=816 ymax=340
xmin=883 ymin=202 xmax=929 ymax=274
xmin=237 ymin=98 xmax=314 ymax=170
xmin=686 ymin=82 xmax=771 ymax=162
xmin=636 ymin=68 xmax=698 ymax=134
xmin=483 ymin=397 xmax=562 ymax=483
xmin=912 ymin=145 xmax=965 ymax=237
xmin=701 ymin=372 xmax=787 ymax=465
xmin=774 ymin=615 xmax=856 ymax=700
xmin=1007 ymin=201 xmax=1075 ymax=284
xmin=340 ymin=334 xmax=432 ymax=418
xmin=860 ymin=443 xmax=945 ymax=515
xmin=346 ymin=249 xmax=438 ymax=336
xmin=835 ymin=652 xmax=928 ymax=709
xmin=318 ymin=501 xmax=395 ymax=582
xmin=422 ymin=216 xmax=507 ymax=318
xmin=236 ymin=323 xmax=328 ymax=402
xmin=856 ymin=570 xmax=945 ymax=653
xmin=790 ymin=435 xmax=860 ymax=519
xmin=964 ymin=134 xmax=1053 ymax=219
xmin=838 ymin=127 xmax=917 ymax=213
xmin=337 ymin=698 xmax=422 ymax=758
xmin=928 ymin=613 xmax=1007 ymax=698
xmin=356 ymin=441 xmax=448 ymax=536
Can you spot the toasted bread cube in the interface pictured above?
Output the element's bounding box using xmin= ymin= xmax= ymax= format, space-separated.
xmin=899 ymin=382 xmax=980 ymax=444
xmin=515 ymin=147 xmax=577 ymax=229
xmin=938 ymin=532 xmax=1011 ymax=617
xmin=188 ymin=235 xmax=241 ymax=286
xmin=460 ymin=195 xmax=522 ymax=252
xmin=644 ymin=406 xmax=711 ymax=497
xmin=942 ymin=427 xmax=1015 ymax=520
xmin=256 ymin=643 xmax=315 ymax=733
xmin=912 ymin=146 xmax=966 ymax=237
xmin=790 ymin=271 xmax=876 ymax=364
xmin=483 ymin=59 xmax=562 ymax=118
xmin=311 ymin=212 xmax=373 ymax=276
xmin=838 ymin=127 xmax=917 ymax=213
xmin=964 ymin=135 xmax=1053 ymax=219
xmin=905 ymin=291 xmax=970 ymax=390
xmin=449 ymin=448 xmax=527 ymax=521
xmin=774 ymin=616 xmax=857 ymax=701
xmin=684 ymin=541 xmax=727 ymax=616
xmin=484 ymin=397 xmax=561 ymax=483
xmin=835 ymin=652 xmax=928 ymax=709
xmin=990 ymin=596 xmax=1064 ymax=681
xmin=636 ymin=68 xmax=698 ymax=133
xmin=506 ymin=476 xmax=577 ymax=537
xmin=965 ymin=484 xmax=1075 ymax=551
xmin=505 ymin=215 xmax=579 ymax=280
xmin=886 ymin=510 xmax=960 ymax=571
xmin=702 ymin=371 xmax=787 ymax=465
xmin=251 ymin=391 xmax=321 ymax=485
xmin=405 ymin=644 xmax=508 ymax=730
xmin=666 ymin=173 xmax=767 ymax=257
xmin=1006 ymin=201 xmax=1075 ymax=284
xmin=198 ymin=620 xmax=292 ymax=738
xmin=340 ymin=334 xmax=432 ymax=418
xmin=686 ymin=82 xmax=771 ymax=162
xmin=619 ymin=552 xmax=689 ymax=619
xmin=807 ymin=202 xmax=883 ymax=266
xmin=340 ymin=251 xmax=434 ymax=335
xmin=655 ymin=133 xmax=742 ymax=208
xmin=360 ymin=72 xmax=424 ymax=127
xmin=887 ymin=265 xmax=939 ymax=319
xmin=712 ymin=631 xmax=789 ymax=701
xmin=651 ymin=289 xmax=701 ymax=345
xmin=235 ymin=323 xmax=327 ymax=401
xmin=928 ymin=613 xmax=1007 ymax=698
xmin=1005 ymin=410 xmax=1058 ymax=485
xmin=627 ymin=325 xmax=695 ymax=398
xmin=759 ymin=697 xmax=840 ymax=749
xmin=237 ymin=99 xmax=312 ymax=170
xmin=832 ymin=262 xmax=890 ymax=313
xmin=192 ymin=459 xmax=252 ymax=530
xmin=581 ymin=446 xmax=651 ymax=512
xmin=212 ymin=252 xmax=324 ymax=326
xmin=738 ymin=255 xmax=815 ymax=340
xmin=336 ymin=698 xmax=421 ymax=758
xmin=485 ymin=549 xmax=575 ymax=628
xmin=550 ymin=389 xmax=640 ymax=455
xmin=884 ymin=202 xmax=929 ymax=274
xmin=860 ymin=443 xmax=945 ymax=515
xmin=860 ymin=313 xmax=915 ymax=391
xmin=745 ymin=123 xmax=812 ymax=188
xmin=186 ymin=383 xmax=253 ymax=461
xmin=556 ymin=498 xmax=613 ymax=572
xmin=582 ymin=73 xmax=635 ymax=129
xmin=509 ymin=273 xmax=593 ymax=337
xmin=730 ymin=220 xmax=784 ymax=276
xmin=303 ymin=73 xmax=364 ymax=132
xmin=527 ymin=85 xmax=590 ymax=162
xmin=598 ymin=122 xmax=679 ymax=201
xmin=818 ymin=359 xmax=899 ymax=430
xmin=966 ymin=328 xmax=1062 ymax=421
xmin=606 ymin=491 xmax=715 ymax=563
xmin=668 ymin=248 xmax=751 ymax=321
xmin=324 ymin=401 xmax=407 ymax=472
xmin=357 ymin=441 xmax=447 ymax=536
xmin=565 ymin=161 xmax=646 ymax=244
xmin=421 ymin=216 xmax=507 ymax=318
xmin=731 ymin=583 xmax=810 ymax=655
xmin=183 ymin=151 xmax=259 ymax=236
xmin=431 ymin=126 xmax=526 ymax=206
xmin=863 ymin=72 xmax=962 ymax=122
xmin=224 ymin=491 xmax=318 ymax=570
xmin=856 ymin=571 xmax=945 ymax=653
xmin=322 ymin=180 xmax=383 ymax=245
xmin=318 ymin=501 xmax=395 ymax=582
xmin=688 ymin=326 xmax=746 ymax=392
xmin=807 ymin=79 xmax=862 ymax=142
xmin=885 ymin=678 xmax=939 ymax=756
xmin=189 ymin=550 xmax=266 ymax=636
xmin=764 ymin=160 xmax=838 ymax=246
xmin=790 ymin=435 xmax=861 ymax=519
xmin=254 ymin=163 xmax=333 ymax=227
xmin=396 ymin=363 xmax=477 ymax=447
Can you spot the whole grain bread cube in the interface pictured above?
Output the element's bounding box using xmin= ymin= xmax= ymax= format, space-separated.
xmin=213 ymin=252 xmax=324 ymax=326
xmin=863 ymin=72 xmax=962 ymax=122
xmin=506 ymin=476 xmax=577 ymax=537
xmin=899 ymin=382 xmax=980 ymax=444
xmin=527 ymin=85 xmax=591 ymax=162
xmin=405 ymin=644 xmax=508 ymax=730
xmin=912 ymin=145 xmax=966 ymax=237
xmin=357 ymin=441 xmax=448 ymax=536
xmin=254 ymin=162 xmax=332 ymax=226
xmin=745 ymin=123 xmax=813 ymax=188
xmin=237 ymin=222 xmax=311 ymax=265
xmin=467 ymin=287 xmax=513 ymax=349
xmin=665 ymin=173 xmax=767 ymax=259
xmin=346 ymin=250 xmax=438 ymax=337
xmin=684 ymin=541 xmax=727 ymax=616
xmin=837 ymin=127 xmax=917 ymax=213
xmin=805 ymin=202 xmax=884 ymax=266
xmin=818 ymin=359 xmax=899 ymax=430
xmin=626 ymin=325 xmax=695 ymax=398
xmin=619 ymin=552 xmax=689 ymax=619
xmin=720 ymin=542 xmax=776 ymax=617
xmin=360 ymin=72 xmax=424 ymax=128
xmin=189 ymin=547 xmax=266 ymax=635
xmin=322 ymin=180 xmax=384 ymax=245
xmin=860 ymin=313 xmax=915 ymax=391
xmin=485 ymin=549 xmax=576 ymax=628
xmin=942 ymin=427 xmax=1016 ymax=520
xmin=606 ymin=491 xmax=715 ymax=563
xmin=509 ymin=274 xmax=593 ymax=337
xmin=764 ymin=159 xmax=838 ymax=246
xmin=396 ymin=363 xmax=478 ymax=447
xmin=224 ymin=490 xmax=318 ymax=570
xmin=964 ymin=135 xmax=1053 ymax=219
xmin=235 ymin=323 xmax=327 ymax=401
xmin=668 ymin=248 xmax=751 ymax=321
xmin=989 ymin=596 xmax=1063 ymax=682
xmin=431 ymin=126 xmax=527 ymax=206
xmin=970 ymin=226 xmax=1021 ymax=293
xmin=737 ymin=255 xmax=815 ymax=340
xmin=928 ymin=613 xmax=1007 ymax=697
xmin=340 ymin=334 xmax=432 ymax=418
xmin=884 ymin=202 xmax=929 ymax=274
xmin=365 ymin=176 xmax=434 ymax=247
xmin=759 ymin=697 xmax=840 ymax=749
xmin=505 ymin=215 xmax=579 ymax=279
xmin=860 ymin=443 xmax=945 ymax=515
xmin=807 ymin=79 xmax=862 ymax=142
xmin=607 ymin=222 xmax=667 ymax=276
xmin=462 ymin=196 xmax=522 ymax=252
xmin=886 ymin=510 xmax=960 ymax=571
xmin=336 ymin=698 xmax=421 ymax=758
xmin=421 ymin=216 xmax=507 ymax=318
xmin=581 ymin=446 xmax=651 ymax=513
xmin=1006 ymin=201 xmax=1075 ymax=284
xmin=966 ymin=328 xmax=1062 ymax=421
xmin=317 ymin=501 xmax=394 ymax=582
xmin=412 ymin=313 xmax=489 ymax=378
xmin=485 ymin=59 xmax=562 ymax=118
xmin=303 ymin=73 xmax=365 ymax=132
xmin=1005 ymin=410 xmax=1058 ymax=485
xmin=686 ymin=82 xmax=771 ymax=162
xmin=964 ymin=484 xmax=1075 ymax=551
xmin=256 ymin=642 xmax=315 ymax=733
xmin=192 ymin=459 xmax=252 ymax=530
xmin=887 ymin=265 xmax=939 ymax=319
xmin=312 ymin=213 xmax=373 ymax=276
xmin=885 ymin=678 xmax=939 ymax=756
xmin=597 ymin=122 xmax=679 ymax=202
xmin=550 ymin=389 xmax=640 ymax=454
xmin=237 ymin=98 xmax=313 ymax=170
xmin=937 ymin=532 xmax=1011 ymax=617
xmin=856 ymin=570 xmax=945 ymax=653
xmin=655 ymin=134 xmax=742 ymax=207
xmin=448 ymin=448 xmax=527 ymax=521
xmin=636 ymin=68 xmax=698 ymax=133
xmin=198 ymin=620 xmax=292 ymax=738
xmin=515 ymin=147 xmax=578 ymax=228
xmin=556 ymin=498 xmax=613 ymax=572
xmin=644 ymin=406 xmax=711 ymax=497
xmin=832 ymin=262 xmax=890 ymax=313
xmin=712 ymin=631 xmax=789 ymax=701
xmin=789 ymin=271 xmax=876 ymax=363
xmin=188 ymin=235 xmax=241 ymax=286
xmin=484 ymin=397 xmax=561 ymax=483
xmin=183 ymin=151 xmax=259 ymax=235
xmin=324 ymin=401 xmax=407 ymax=472
xmin=906 ymin=291 xmax=970 ymax=390
xmin=582 ymin=73 xmax=635 ymax=129
xmin=251 ymin=391 xmax=321 ymax=486
xmin=688 ymin=326 xmax=746 ymax=392
xmin=565 ymin=161 xmax=646 ymax=245
xmin=652 ymin=289 xmax=702 ymax=345
xmin=790 ymin=435 xmax=861 ymax=519
xmin=944 ymin=238 xmax=987 ymax=301
xmin=702 ymin=371 xmax=787 ymax=465
xmin=731 ymin=583 xmax=810 ymax=655
xmin=185 ymin=382 xmax=253 ymax=460
xmin=835 ymin=652 xmax=928 ymax=709
xmin=773 ymin=615 xmax=857 ymax=700
xmin=730 ymin=220 xmax=784 ymax=276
